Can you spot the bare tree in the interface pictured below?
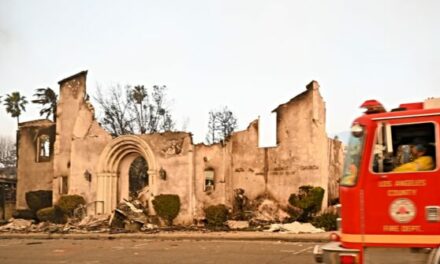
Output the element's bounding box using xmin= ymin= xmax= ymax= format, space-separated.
xmin=205 ymin=110 xmax=217 ymax=144
xmin=0 ymin=136 xmax=16 ymax=168
xmin=94 ymin=84 xmax=175 ymax=136
xmin=94 ymin=84 xmax=135 ymax=137
xmin=145 ymin=85 xmax=174 ymax=133
xmin=205 ymin=106 xmax=238 ymax=144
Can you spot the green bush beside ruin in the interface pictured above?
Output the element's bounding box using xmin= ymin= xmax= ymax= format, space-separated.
xmin=204 ymin=204 xmax=228 ymax=227
xmin=36 ymin=206 xmax=67 ymax=224
xmin=12 ymin=209 xmax=36 ymax=220
xmin=312 ymin=212 xmax=338 ymax=231
xmin=152 ymin=194 xmax=181 ymax=226
xmin=288 ymin=185 xmax=325 ymax=222
xmin=25 ymin=190 xmax=53 ymax=212
xmin=57 ymin=195 xmax=86 ymax=216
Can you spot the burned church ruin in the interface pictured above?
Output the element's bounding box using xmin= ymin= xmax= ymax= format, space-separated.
xmin=16 ymin=71 xmax=343 ymax=225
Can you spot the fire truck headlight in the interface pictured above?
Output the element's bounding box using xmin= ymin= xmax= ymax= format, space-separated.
xmin=351 ymin=124 xmax=364 ymax=137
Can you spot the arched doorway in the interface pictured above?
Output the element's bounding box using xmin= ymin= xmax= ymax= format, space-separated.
xmin=129 ymin=156 xmax=149 ymax=199
xmin=96 ymin=135 xmax=157 ymax=214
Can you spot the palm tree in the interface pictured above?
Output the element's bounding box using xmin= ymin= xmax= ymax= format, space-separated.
xmin=3 ymin=92 xmax=28 ymax=125
xmin=32 ymin=87 xmax=58 ymax=122
xmin=132 ymin=85 xmax=148 ymax=133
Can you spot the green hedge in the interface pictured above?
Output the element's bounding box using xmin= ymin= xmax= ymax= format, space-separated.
xmin=288 ymin=185 xmax=325 ymax=222
xmin=312 ymin=212 xmax=338 ymax=231
xmin=152 ymin=194 xmax=180 ymax=226
xmin=36 ymin=206 xmax=67 ymax=224
xmin=12 ymin=209 xmax=36 ymax=220
xmin=25 ymin=190 xmax=53 ymax=212
xmin=57 ymin=195 xmax=86 ymax=216
xmin=204 ymin=204 xmax=228 ymax=227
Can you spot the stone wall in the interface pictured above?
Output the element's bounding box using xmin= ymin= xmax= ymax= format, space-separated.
xmin=139 ymin=132 xmax=194 ymax=224
xmin=16 ymin=120 xmax=55 ymax=208
xmin=53 ymin=71 xmax=112 ymax=208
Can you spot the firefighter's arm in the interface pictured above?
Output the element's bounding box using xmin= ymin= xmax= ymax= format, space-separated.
xmin=392 ymin=161 xmax=418 ymax=172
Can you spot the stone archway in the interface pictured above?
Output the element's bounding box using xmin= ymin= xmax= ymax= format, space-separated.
xmin=96 ymin=135 xmax=157 ymax=214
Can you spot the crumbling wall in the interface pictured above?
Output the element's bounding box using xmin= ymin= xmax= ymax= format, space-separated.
xmin=193 ymin=141 xmax=232 ymax=220
xmin=139 ymin=132 xmax=194 ymax=225
xmin=69 ymin=121 xmax=112 ymax=208
xmin=187 ymin=81 xmax=337 ymax=221
xmin=266 ymin=81 xmax=329 ymax=206
xmin=16 ymin=120 xmax=55 ymax=208
xmin=53 ymin=71 xmax=112 ymax=208
xmin=225 ymin=81 xmax=330 ymax=209
xmin=229 ymin=121 xmax=266 ymax=200
xmin=53 ymin=71 xmax=89 ymax=203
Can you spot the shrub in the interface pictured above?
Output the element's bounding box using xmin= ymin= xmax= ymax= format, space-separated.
xmin=312 ymin=212 xmax=338 ymax=231
xmin=25 ymin=190 xmax=52 ymax=212
xmin=36 ymin=206 xmax=67 ymax=224
xmin=152 ymin=194 xmax=180 ymax=226
xmin=12 ymin=209 xmax=36 ymax=220
xmin=288 ymin=185 xmax=325 ymax=222
xmin=57 ymin=195 xmax=86 ymax=216
xmin=204 ymin=204 xmax=228 ymax=227
xmin=286 ymin=205 xmax=303 ymax=222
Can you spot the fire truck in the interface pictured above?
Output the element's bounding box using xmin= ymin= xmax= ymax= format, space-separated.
xmin=314 ymin=98 xmax=440 ymax=264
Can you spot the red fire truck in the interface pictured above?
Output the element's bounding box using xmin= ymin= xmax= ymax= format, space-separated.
xmin=314 ymin=98 xmax=440 ymax=264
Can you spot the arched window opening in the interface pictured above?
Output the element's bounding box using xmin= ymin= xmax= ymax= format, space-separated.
xmin=128 ymin=156 xmax=149 ymax=199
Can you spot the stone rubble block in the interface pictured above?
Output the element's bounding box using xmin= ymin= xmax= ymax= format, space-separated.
xmin=226 ymin=220 xmax=250 ymax=230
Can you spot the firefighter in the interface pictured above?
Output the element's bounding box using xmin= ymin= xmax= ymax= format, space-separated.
xmin=392 ymin=144 xmax=434 ymax=172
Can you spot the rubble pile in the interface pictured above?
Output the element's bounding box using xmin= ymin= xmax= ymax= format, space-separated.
xmin=0 ymin=215 xmax=111 ymax=233
xmin=265 ymin=221 xmax=325 ymax=234
xmin=252 ymin=199 xmax=290 ymax=223
xmin=109 ymin=200 xmax=157 ymax=233
xmin=77 ymin=214 xmax=111 ymax=231
xmin=0 ymin=218 xmax=33 ymax=232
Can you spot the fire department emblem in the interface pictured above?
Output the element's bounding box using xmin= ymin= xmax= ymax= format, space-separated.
xmin=389 ymin=198 xmax=416 ymax=224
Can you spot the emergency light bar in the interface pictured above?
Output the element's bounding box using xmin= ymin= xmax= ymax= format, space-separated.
xmin=360 ymin=100 xmax=386 ymax=114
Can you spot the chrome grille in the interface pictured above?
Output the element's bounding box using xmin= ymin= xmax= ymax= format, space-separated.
xmin=426 ymin=206 xmax=440 ymax=222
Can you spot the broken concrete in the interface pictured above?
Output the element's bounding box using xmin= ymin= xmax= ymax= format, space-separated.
xmin=226 ymin=220 xmax=250 ymax=230
xmin=77 ymin=214 xmax=110 ymax=231
xmin=265 ymin=221 xmax=325 ymax=234
xmin=0 ymin=218 xmax=33 ymax=232
xmin=109 ymin=200 xmax=150 ymax=232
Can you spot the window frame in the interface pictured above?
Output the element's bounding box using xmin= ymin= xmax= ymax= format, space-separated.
xmin=36 ymin=134 xmax=51 ymax=163
xmin=340 ymin=126 xmax=366 ymax=187
xmin=204 ymin=168 xmax=215 ymax=192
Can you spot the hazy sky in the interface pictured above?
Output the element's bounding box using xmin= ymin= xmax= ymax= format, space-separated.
xmin=1 ymin=0 xmax=439 ymax=143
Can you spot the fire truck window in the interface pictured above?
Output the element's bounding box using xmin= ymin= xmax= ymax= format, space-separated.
xmin=372 ymin=123 xmax=436 ymax=173
xmin=340 ymin=131 xmax=365 ymax=186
